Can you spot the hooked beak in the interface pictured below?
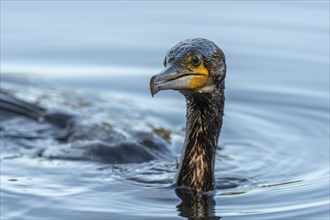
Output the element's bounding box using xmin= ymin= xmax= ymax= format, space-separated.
xmin=150 ymin=65 xmax=208 ymax=97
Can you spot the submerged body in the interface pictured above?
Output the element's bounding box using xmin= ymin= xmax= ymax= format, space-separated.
xmin=0 ymin=88 xmax=171 ymax=163
xmin=150 ymin=38 xmax=226 ymax=192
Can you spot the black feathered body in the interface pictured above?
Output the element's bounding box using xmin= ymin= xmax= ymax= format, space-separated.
xmin=151 ymin=38 xmax=227 ymax=192
xmin=175 ymin=81 xmax=225 ymax=192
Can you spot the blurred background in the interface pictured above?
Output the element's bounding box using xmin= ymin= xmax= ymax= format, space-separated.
xmin=2 ymin=1 xmax=328 ymax=91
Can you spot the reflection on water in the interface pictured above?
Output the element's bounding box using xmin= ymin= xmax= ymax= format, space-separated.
xmin=1 ymin=1 xmax=329 ymax=220
xmin=176 ymin=188 xmax=220 ymax=220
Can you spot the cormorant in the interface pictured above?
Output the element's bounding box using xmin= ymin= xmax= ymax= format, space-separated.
xmin=150 ymin=38 xmax=226 ymax=192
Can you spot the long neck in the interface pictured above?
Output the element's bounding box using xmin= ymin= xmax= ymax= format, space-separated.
xmin=174 ymin=85 xmax=225 ymax=191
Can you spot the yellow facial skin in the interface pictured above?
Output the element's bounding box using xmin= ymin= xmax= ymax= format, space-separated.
xmin=188 ymin=62 xmax=209 ymax=89
xmin=182 ymin=55 xmax=209 ymax=90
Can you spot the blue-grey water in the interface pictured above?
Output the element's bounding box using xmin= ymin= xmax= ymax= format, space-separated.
xmin=1 ymin=1 xmax=329 ymax=220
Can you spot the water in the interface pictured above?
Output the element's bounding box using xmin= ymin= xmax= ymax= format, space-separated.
xmin=1 ymin=1 xmax=329 ymax=219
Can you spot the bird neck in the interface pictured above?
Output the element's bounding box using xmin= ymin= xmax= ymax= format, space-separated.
xmin=175 ymin=85 xmax=225 ymax=191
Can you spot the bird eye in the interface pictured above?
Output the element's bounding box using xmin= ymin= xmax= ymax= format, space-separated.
xmin=163 ymin=58 xmax=167 ymax=67
xmin=191 ymin=55 xmax=202 ymax=66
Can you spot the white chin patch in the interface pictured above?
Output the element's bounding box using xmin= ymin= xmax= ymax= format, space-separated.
xmin=197 ymin=85 xmax=215 ymax=94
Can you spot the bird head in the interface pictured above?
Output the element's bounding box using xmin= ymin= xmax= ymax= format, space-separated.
xmin=150 ymin=38 xmax=226 ymax=97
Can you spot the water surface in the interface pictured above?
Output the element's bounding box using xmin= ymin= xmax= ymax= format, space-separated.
xmin=1 ymin=1 xmax=329 ymax=220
